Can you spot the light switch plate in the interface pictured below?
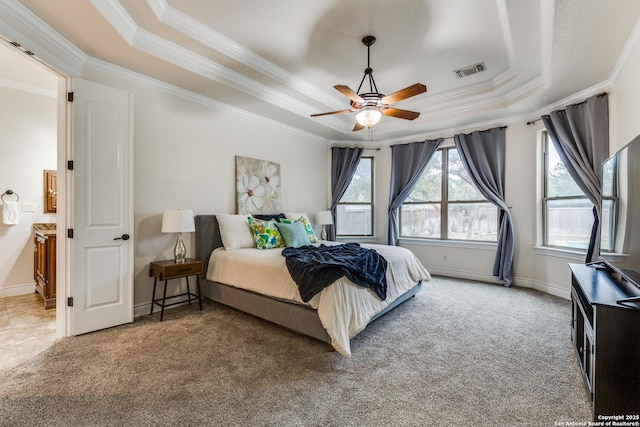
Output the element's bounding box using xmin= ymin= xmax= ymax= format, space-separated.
xmin=22 ymin=203 xmax=35 ymax=212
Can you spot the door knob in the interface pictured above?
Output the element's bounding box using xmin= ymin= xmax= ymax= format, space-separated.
xmin=114 ymin=234 xmax=130 ymax=241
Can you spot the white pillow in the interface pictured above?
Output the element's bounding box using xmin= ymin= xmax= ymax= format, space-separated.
xmin=216 ymin=214 xmax=254 ymax=250
xmin=284 ymin=212 xmax=311 ymax=223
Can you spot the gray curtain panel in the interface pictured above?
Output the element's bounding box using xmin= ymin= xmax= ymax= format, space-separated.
xmin=387 ymin=139 xmax=443 ymax=245
xmin=454 ymin=127 xmax=514 ymax=287
xmin=329 ymin=146 xmax=363 ymax=241
xmin=541 ymin=93 xmax=609 ymax=263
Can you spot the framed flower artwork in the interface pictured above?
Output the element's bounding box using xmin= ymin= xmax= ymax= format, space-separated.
xmin=235 ymin=156 xmax=282 ymax=214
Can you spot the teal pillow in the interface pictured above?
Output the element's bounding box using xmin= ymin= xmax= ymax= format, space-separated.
xmin=275 ymin=221 xmax=311 ymax=248
xmin=279 ymin=216 xmax=318 ymax=243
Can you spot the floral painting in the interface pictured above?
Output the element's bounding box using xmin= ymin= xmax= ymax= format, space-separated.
xmin=236 ymin=156 xmax=282 ymax=214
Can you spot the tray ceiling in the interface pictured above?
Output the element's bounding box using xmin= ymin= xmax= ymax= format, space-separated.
xmin=5 ymin=0 xmax=640 ymax=141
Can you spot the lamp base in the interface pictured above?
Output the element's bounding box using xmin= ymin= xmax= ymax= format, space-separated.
xmin=321 ymin=225 xmax=328 ymax=241
xmin=174 ymin=232 xmax=186 ymax=263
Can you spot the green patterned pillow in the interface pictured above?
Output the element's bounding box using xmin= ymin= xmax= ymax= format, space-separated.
xmin=247 ymin=216 xmax=285 ymax=249
xmin=280 ymin=216 xmax=318 ymax=243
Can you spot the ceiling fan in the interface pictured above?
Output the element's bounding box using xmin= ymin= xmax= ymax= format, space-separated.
xmin=311 ymin=35 xmax=427 ymax=131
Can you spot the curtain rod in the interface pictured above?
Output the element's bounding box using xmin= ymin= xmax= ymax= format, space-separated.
xmin=394 ymin=125 xmax=508 ymax=145
xmin=528 ymin=92 xmax=609 ymax=126
xmin=330 ymin=145 xmax=380 ymax=151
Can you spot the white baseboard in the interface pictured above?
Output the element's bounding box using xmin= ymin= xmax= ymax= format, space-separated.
xmin=428 ymin=268 xmax=571 ymax=300
xmin=133 ymin=299 xmax=196 ymax=319
xmin=0 ymin=282 xmax=36 ymax=298
xmin=517 ymin=279 xmax=570 ymax=300
xmin=134 ymin=303 xmax=151 ymax=318
xmin=428 ymin=267 xmax=502 ymax=284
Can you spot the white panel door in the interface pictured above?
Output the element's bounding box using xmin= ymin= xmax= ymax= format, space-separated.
xmin=71 ymin=78 xmax=133 ymax=335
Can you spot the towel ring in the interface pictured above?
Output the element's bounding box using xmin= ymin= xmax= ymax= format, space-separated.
xmin=1 ymin=190 xmax=19 ymax=202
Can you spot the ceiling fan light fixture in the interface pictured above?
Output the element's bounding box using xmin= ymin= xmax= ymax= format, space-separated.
xmin=310 ymin=35 xmax=426 ymax=131
xmin=356 ymin=106 xmax=382 ymax=128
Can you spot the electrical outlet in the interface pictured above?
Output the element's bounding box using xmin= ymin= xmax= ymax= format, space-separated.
xmin=22 ymin=203 xmax=35 ymax=212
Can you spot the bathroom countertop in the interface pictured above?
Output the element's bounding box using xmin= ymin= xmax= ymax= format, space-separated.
xmin=33 ymin=223 xmax=57 ymax=237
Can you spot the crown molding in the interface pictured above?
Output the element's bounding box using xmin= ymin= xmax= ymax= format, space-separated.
xmin=0 ymin=0 xmax=86 ymax=76
xmin=145 ymin=0 xmax=342 ymax=110
xmin=96 ymin=0 xmax=560 ymax=139
xmin=610 ymin=15 xmax=640 ymax=84
xmin=89 ymin=0 xmax=136 ymax=45
xmin=0 ymin=0 xmax=329 ymax=143
xmin=90 ymin=0 xmax=349 ymax=135
xmin=84 ymin=56 xmax=328 ymax=145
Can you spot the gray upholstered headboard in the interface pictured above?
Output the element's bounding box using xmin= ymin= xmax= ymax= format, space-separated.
xmin=195 ymin=215 xmax=223 ymax=276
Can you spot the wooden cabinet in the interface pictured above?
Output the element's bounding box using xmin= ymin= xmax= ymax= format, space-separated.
xmin=34 ymin=233 xmax=56 ymax=309
xmin=569 ymin=263 xmax=640 ymax=419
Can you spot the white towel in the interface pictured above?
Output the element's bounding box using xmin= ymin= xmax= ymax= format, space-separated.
xmin=2 ymin=201 xmax=19 ymax=225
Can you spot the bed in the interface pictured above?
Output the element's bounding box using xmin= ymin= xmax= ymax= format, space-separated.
xmin=195 ymin=214 xmax=430 ymax=356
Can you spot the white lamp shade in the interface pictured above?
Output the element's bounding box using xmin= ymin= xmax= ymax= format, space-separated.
xmin=315 ymin=210 xmax=333 ymax=225
xmin=161 ymin=210 xmax=195 ymax=233
xmin=356 ymin=107 xmax=382 ymax=127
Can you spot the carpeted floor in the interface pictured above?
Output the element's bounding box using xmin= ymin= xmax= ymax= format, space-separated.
xmin=0 ymin=276 xmax=592 ymax=426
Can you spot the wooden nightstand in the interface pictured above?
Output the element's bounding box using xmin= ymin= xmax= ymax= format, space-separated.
xmin=149 ymin=258 xmax=203 ymax=321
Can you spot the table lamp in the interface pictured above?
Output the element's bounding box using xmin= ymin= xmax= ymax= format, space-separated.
xmin=315 ymin=210 xmax=333 ymax=240
xmin=161 ymin=209 xmax=195 ymax=263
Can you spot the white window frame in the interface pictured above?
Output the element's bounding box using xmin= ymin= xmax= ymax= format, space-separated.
xmin=399 ymin=146 xmax=498 ymax=242
xmin=541 ymin=131 xmax=616 ymax=251
xmin=336 ymin=156 xmax=374 ymax=237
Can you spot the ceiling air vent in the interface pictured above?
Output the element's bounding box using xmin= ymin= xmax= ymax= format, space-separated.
xmin=453 ymin=62 xmax=486 ymax=78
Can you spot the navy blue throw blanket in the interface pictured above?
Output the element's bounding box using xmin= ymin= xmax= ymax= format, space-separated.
xmin=282 ymin=243 xmax=387 ymax=302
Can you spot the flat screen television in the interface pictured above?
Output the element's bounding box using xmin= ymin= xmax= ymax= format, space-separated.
xmin=599 ymin=133 xmax=640 ymax=305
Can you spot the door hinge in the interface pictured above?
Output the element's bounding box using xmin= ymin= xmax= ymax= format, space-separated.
xmin=67 ymin=229 xmax=74 ymax=238
xmin=67 ymin=160 xmax=74 ymax=170
xmin=67 ymin=92 xmax=74 ymax=102
xmin=67 ymin=297 xmax=73 ymax=307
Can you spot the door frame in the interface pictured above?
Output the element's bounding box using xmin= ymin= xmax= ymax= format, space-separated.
xmin=0 ymin=32 xmax=71 ymax=337
xmin=55 ymin=74 xmax=70 ymax=337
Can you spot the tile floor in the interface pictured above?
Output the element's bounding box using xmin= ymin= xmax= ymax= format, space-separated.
xmin=0 ymin=292 xmax=57 ymax=373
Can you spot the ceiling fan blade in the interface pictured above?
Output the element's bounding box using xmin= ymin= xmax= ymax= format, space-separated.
xmin=334 ymin=85 xmax=364 ymax=104
xmin=382 ymin=108 xmax=421 ymax=120
xmin=353 ymin=122 xmax=365 ymax=132
xmin=381 ymin=83 xmax=427 ymax=105
xmin=310 ymin=109 xmax=352 ymax=117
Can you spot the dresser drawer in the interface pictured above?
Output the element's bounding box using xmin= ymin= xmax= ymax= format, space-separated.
xmin=149 ymin=259 xmax=203 ymax=280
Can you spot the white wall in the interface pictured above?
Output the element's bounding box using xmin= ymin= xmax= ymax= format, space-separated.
xmin=0 ymin=85 xmax=57 ymax=297
xmin=612 ymin=33 xmax=640 ymax=154
xmin=83 ymin=68 xmax=329 ymax=310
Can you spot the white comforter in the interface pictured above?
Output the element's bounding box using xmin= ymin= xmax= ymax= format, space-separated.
xmin=206 ymin=242 xmax=430 ymax=356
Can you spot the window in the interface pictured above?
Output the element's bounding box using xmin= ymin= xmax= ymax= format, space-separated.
xmin=400 ymin=147 xmax=498 ymax=241
xmin=600 ymin=154 xmax=617 ymax=252
xmin=543 ymin=133 xmax=594 ymax=249
xmin=336 ymin=157 xmax=373 ymax=236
